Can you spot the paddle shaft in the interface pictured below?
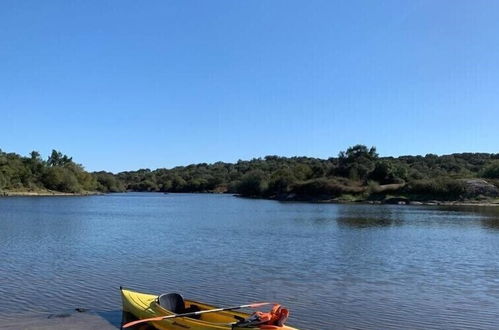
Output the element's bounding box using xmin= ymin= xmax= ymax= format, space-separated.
xmin=123 ymin=302 xmax=271 ymax=328
xmin=164 ymin=303 xmax=259 ymax=318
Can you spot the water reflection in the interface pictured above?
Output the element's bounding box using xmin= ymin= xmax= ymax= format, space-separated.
xmin=336 ymin=205 xmax=403 ymax=228
xmin=337 ymin=216 xmax=402 ymax=228
xmin=481 ymin=217 xmax=499 ymax=230
xmin=436 ymin=205 xmax=499 ymax=230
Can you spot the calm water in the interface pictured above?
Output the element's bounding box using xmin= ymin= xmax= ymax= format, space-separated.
xmin=1 ymin=193 xmax=499 ymax=329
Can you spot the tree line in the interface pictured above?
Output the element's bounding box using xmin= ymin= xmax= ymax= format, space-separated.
xmin=0 ymin=149 xmax=123 ymax=193
xmin=1 ymin=145 xmax=499 ymax=201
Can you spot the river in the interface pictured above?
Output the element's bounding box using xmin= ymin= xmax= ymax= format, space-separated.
xmin=1 ymin=193 xmax=498 ymax=329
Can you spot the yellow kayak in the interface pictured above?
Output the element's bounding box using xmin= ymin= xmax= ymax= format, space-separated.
xmin=121 ymin=287 xmax=299 ymax=330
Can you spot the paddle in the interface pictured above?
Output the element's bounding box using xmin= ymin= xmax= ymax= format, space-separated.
xmin=122 ymin=302 xmax=272 ymax=328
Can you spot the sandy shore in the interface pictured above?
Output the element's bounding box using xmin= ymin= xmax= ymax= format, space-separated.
xmin=0 ymin=311 xmax=118 ymax=330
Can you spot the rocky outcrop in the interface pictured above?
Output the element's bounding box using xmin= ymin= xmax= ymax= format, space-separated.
xmin=461 ymin=179 xmax=499 ymax=198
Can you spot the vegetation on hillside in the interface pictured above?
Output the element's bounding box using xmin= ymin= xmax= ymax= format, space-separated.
xmin=1 ymin=145 xmax=498 ymax=201
xmin=116 ymin=145 xmax=499 ymax=201
xmin=0 ymin=149 xmax=123 ymax=193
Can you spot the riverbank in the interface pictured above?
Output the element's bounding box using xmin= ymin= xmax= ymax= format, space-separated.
xmin=0 ymin=311 xmax=118 ymax=330
xmin=245 ymin=178 xmax=499 ymax=206
xmin=3 ymin=189 xmax=499 ymax=207
xmin=0 ymin=190 xmax=103 ymax=197
xmin=359 ymin=198 xmax=499 ymax=207
xmin=263 ymin=193 xmax=499 ymax=207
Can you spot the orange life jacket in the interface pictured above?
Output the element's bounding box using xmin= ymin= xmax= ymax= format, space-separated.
xmin=240 ymin=304 xmax=289 ymax=328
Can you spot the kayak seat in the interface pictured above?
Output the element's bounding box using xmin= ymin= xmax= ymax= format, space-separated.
xmin=157 ymin=293 xmax=201 ymax=319
xmin=158 ymin=293 xmax=185 ymax=314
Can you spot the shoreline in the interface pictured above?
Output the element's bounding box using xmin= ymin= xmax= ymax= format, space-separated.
xmin=0 ymin=310 xmax=117 ymax=330
xmin=283 ymin=199 xmax=499 ymax=207
xmin=236 ymin=194 xmax=499 ymax=207
xmin=0 ymin=190 xmax=103 ymax=197
xmin=2 ymin=190 xmax=499 ymax=207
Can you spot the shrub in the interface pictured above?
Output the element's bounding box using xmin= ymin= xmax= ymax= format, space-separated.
xmin=290 ymin=178 xmax=365 ymax=198
xmin=42 ymin=167 xmax=82 ymax=193
xmin=405 ymin=178 xmax=466 ymax=199
xmin=267 ymin=169 xmax=296 ymax=195
xmin=482 ymin=161 xmax=499 ymax=179
xmin=236 ymin=170 xmax=268 ymax=196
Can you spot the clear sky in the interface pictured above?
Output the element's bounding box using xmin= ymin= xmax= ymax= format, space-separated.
xmin=1 ymin=0 xmax=498 ymax=172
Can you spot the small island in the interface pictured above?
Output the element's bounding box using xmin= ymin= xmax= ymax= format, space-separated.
xmin=1 ymin=145 xmax=498 ymax=205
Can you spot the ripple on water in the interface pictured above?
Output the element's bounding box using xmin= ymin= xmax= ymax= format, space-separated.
xmin=1 ymin=194 xmax=499 ymax=329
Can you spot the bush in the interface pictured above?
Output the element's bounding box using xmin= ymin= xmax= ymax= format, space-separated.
xmin=291 ymin=178 xmax=365 ymax=198
xmin=405 ymin=178 xmax=466 ymax=199
xmin=0 ymin=172 xmax=5 ymax=189
xmin=482 ymin=161 xmax=499 ymax=179
xmin=267 ymin=169 xmax=296 ymax=195
xmin=42 ymin=167 xmax=82 ymax=193
xmin=236 ymin=170 xmax=268 ymax=196
xmin=94 ymin=172 xmax=125 ymax=192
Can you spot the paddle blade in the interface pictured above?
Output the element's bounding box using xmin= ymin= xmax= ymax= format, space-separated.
xmin=123 ymin=315 xmax=166 ymax=328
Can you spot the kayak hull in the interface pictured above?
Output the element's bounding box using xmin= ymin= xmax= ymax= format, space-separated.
xmin=120 ymin=287 xmax=299 ymax=330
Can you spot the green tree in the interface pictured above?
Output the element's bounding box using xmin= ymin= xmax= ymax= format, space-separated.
xmin=94 ymin=172 xmax=125 ymax=192
xmin=47 ymin=150 xmax=72 ymax=167
xmin=369 ymin=160 xmax=407 ymax=184
xmin=369 ymin=160 xmax=394 ymax=184
xmin=337 ymin=145 xmax=378 ymax=180
xmin=30 ymin=151 xmax=42 ymax=162
xmin=482 ymin=160 xmax=499 ymax=179
xmin=169 ymin=175 xmax=185 ymax=191
xmin=268 ymin=168 xmax=296 ymax=195
xmin=0 ymin=172 xmax=6 ymax=189
xmin=42 ymin=167 xmax=81 ymax=193
xmin=237 ymin=170 xmax=268 ymax=196
xmin=292 ymin=164 xmax=313 ymax=181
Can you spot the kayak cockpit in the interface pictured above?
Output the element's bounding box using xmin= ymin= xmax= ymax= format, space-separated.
xmin=155 ymin=293 xmax=246 ymax=323
xmin=157 ymin=293 xmax=201 ymax=318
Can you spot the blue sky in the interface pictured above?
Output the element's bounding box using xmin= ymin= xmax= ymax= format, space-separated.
xmin=1 ymin=0 xmax=498 ymax=172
